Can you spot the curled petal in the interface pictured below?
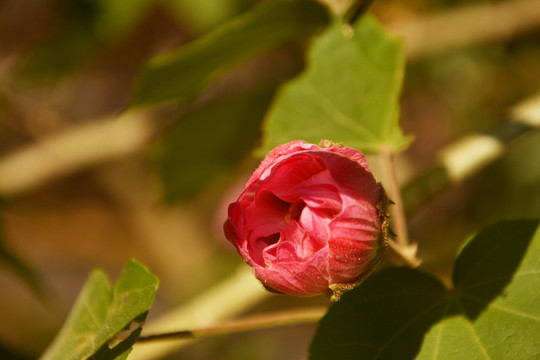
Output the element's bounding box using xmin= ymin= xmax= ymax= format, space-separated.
xmin=224 ymin=141 xmax=385 ymax=298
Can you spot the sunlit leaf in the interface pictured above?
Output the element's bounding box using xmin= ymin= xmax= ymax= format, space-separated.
xmin=41 ymin=260 xmax=159 ymax=360
xmin=417 ymin=220 xmax=540 ymax=360
xmin=261 ymin=15 xmax=412 ymax=154
xmin=310 ymin=220 xmax=540 ymax=359
xmin=131 ymin=0 xmax=330 ymax=105
xmin=152 ymin=87 xmax=276 ymax=201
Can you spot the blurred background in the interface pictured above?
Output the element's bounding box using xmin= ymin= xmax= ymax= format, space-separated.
xmin=0 ymin=0 xmax=539 ymax=359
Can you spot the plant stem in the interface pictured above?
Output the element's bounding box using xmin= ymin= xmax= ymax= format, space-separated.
xmin=380 ymin=147 xmax=409 ymax=247
xmin=387 ymin=240 xmax=420 ymax=268
xmin=389 ymin=0 xmax=540 ymax=60
xmin=130 ymin=265 xmax=270 ymax=360
xmin=379 ymin=147 xmax=421 ymax=267
xmin=137 ymin=306 xmax=327 ymax=343
xmin=346 ymin=0 xmax=376 ymax=24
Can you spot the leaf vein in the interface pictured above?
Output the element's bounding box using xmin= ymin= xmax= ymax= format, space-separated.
xmin=82 ymin=298 xmax=102 ymax=351
xmin=455 ymin=299 xmax=492 ymax=360
xmin=301 ymin=83 xmax=380 ymax=142
xmin=373 ymin=298 xmax=447 ymax=359
xmin=432 ymin=300 xmax=452 ymax=359
xmin=460 ymin=294 xmax=540 ymax=321
xmin=457 ymin=242 xmax=505 ymax=287
xmin=459 ymin=271 xmax=540 ymax=291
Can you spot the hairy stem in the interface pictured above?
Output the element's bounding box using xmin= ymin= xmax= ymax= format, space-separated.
xmin=379 ymin=147 xmax=421 ymax=267
xmin=137 ymin=306 xmax=327 ymax=343
xmin=380 ymin=147 xmax=409 ymax=247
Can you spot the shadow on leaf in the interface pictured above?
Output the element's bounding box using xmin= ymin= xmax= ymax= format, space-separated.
xmin=309 ymin=220 xmax=539 ymax=359
xmin=452 ymin=220 xmax=538 ymax=320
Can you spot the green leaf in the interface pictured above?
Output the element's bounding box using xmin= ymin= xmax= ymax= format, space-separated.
xmin=311 ymin=268 xmax=448 ymax=359
xmin=95 ymin=0 xmax=153 ymax=40
xmin=165 ymin=0 xmax=250 ymax=34
xmin=417 ymin=221 xmax=540 ymax=360
xmin=309 ymin=220 xmax=540 ymax=359
xmin=18 ymin=0 xmax=151 ymax=77
xmin=261 ymin=15 xmax=412 ymax=154
xmin=131 ymin=0 xmax=330 ymax=105
xmin=41 ymin=260 xmax=159 ymax=360
xmin=152 ymin=87 xmax=276 ymax=201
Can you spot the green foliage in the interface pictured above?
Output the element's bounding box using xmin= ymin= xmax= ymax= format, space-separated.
xmin=131 ymin=0 xmax=330 ymax=105
xmin=310 ymin=220 xmax=540 ymax=359
xmin=260 ymin=15 xmax=412 ymax=154
xmin=19 ymin=0 xmax=152 ymax=76
xmin=166 ymin=0 xmax=251 ymax=33
xmin=95 ymin=0 xmax=153 ymax=40
xmin=41 ymin=260 xmax=159 ymax=360
xmin=152 ymin=87 xmax=276 ymax=200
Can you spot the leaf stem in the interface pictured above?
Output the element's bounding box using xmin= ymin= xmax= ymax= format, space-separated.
xmin=380 ymin=146 xmax=421 ymax=267
xmin=387 ymin=240 xmax=420 ymax=268
xmin=136 ymin=306 xmax=327 ymax=343
xmin=346 ymin=0 xmax=376 ymax=25
xmin=380 ymin=147 xmax=409 ymax=247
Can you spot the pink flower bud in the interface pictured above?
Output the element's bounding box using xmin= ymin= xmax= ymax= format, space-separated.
xmin=224 ymin=140 xmax=389 ymax=300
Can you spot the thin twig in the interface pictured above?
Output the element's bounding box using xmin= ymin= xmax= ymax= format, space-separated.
xmin=402 ymin=93 xmax=540 ymax=214
xmin=137 ymin=306 xmax=327 ymax=343
xmin=129 ymin=265 xmax=270 ymax=360
xmin=388 ymin=0 xmax=540 ymax=59
xmin=0 ymin=105 xmax=177 ymax=197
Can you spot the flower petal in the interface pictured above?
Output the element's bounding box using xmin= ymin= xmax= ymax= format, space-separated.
xmin=224 ymin=141 xmax=384 ymax=298
xmin=255 ymin=248 xmax=330 ymax=296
